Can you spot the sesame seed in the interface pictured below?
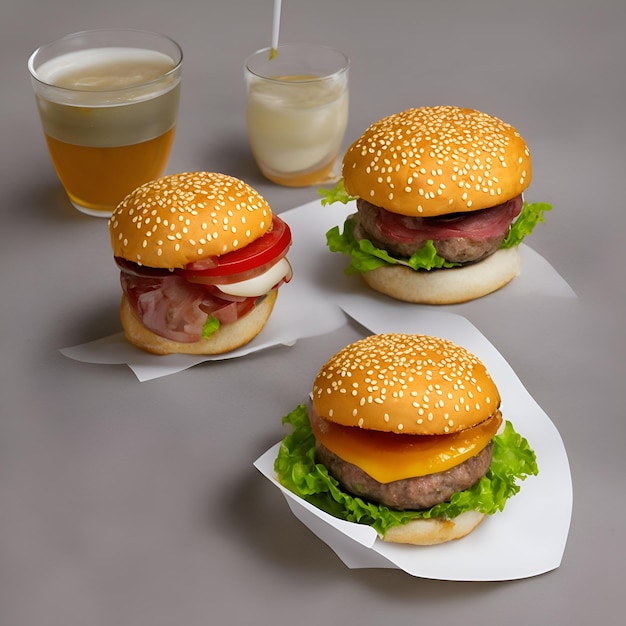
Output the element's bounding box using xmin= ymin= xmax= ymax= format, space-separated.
xmin=343 ymin=106 xmax=531 ymax=213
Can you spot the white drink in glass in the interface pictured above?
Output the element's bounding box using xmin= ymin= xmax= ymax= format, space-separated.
xmin=246 ymin=74 xmax=348 ymax=186
xmin=244 ymin=44 xmax=350 ymax=187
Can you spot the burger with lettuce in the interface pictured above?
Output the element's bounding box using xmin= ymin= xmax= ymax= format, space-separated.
xmin=275 ymin=333 xmax=538 ymax=545
xmin=322 ymin=106 xmax=551 ymax=304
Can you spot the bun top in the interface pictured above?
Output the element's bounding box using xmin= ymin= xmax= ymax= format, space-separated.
xmin=342 ymin=106 xmax=532 ymax=217
xmin=109 ymin=172 xmax=272 ymax=268
xmin=312 ymin=333 xmax=501 ymax=435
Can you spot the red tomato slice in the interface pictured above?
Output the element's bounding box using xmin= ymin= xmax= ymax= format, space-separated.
xmin=114 ymin=214 xmax=291 ymax=286
xmin=177 ymin=214 xmax=292 ymax=285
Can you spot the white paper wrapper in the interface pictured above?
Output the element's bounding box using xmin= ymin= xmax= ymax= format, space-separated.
xmin=61 ymin=199 xmax=574 ymax=380
xmin=255 ymin=309 xmax=572 ymax=581
xmin=59 ymin=288 xmax=346 ymax=382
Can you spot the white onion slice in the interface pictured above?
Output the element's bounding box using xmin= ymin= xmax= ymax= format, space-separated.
xmin=216 ymin=257 xmax=292 ymax=297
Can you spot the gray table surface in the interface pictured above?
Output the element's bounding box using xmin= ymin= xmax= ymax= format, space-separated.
xmin=2 ymin=1 xmax=624 ymax=624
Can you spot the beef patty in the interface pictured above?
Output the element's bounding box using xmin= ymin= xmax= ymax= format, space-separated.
xmin=352 ymin=195 xmax=522 ymax=263
xmin=315 ymin=441 xmax=493 ymax=510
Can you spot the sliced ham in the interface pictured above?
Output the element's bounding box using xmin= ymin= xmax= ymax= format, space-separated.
xmin=376 ymin=196 xmax=522 ymax=242
xmin=120 ymin=274 xmax=258 ymax=343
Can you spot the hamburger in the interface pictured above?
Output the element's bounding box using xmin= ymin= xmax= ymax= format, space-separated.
xmin=109 ymin=171 xmax=292 ymax=355
xmin=322 ymin=106 xmax=552 ymax=304
xmin=275 ymin=333 xmax=538 ymax=545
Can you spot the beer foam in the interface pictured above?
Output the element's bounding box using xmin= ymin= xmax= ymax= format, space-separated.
xmin=36 ymin=47 xmax=176 ymax=90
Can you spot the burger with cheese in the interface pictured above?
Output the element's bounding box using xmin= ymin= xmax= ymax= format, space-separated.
xmin=323 ymin=106 xmax=551 ymax=304
xmin=275 ymin=333 xmax=538 ymax=545
xmin=109 ymin=171 xmax=292 ymax=355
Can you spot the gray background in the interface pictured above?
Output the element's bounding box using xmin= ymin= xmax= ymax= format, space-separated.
xmin=2 ymin=1 xmax=624 ymax=624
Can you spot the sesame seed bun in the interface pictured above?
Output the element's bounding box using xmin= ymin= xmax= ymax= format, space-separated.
xmin=361 ymin=246 xmax=521 ymax=304
xmin=312 ymin=333 xmax=500 ymax=436
xmin=342 ymin=106 xmax=532 ymax=217
xmin=120 ymin=289 xmax=278 ymax=355
xmin=109 ymin=171 xmax=273 ymax=268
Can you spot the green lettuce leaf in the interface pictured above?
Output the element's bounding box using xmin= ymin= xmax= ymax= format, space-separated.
xmin=501 ymin=201 xmax=552 ymax=248
xmin=202 ymin=315 xmax=220 ymax=338
xmin=274 ymin=404 xmax=538 ymax=536
xmin=319 ymin=178 xmax=354 ymax=206
xmin=326 ymin=217 xmax=459 ymax=274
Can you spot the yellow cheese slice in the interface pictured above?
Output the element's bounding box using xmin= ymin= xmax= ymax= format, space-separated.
xmin=310 ymin=410 xmax=502 ymax=484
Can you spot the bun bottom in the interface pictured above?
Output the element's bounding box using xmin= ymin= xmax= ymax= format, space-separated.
xmin=382 ymin=510 xmax=486 ymax=545
xmin=120 ymin=290 xmax=278 ymax=355
xmin=361 ymin=247 xmax=521 ymax=304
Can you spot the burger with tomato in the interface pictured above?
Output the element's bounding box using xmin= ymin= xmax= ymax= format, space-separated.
xmin=275 ymin=333 xmax=538 ymax=545
xmin=322 ymin=106 xmax=552 ymax=304
xmin=109 ymin=171 xmax=292 ymax=355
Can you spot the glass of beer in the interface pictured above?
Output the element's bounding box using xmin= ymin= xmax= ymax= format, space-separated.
xmin=28 ymin=29 xmax=183 ymax=217
xmin=244 ymin=43 xmax=349 ymax=187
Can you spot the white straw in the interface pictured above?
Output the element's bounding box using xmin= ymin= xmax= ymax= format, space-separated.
xmin=270 ymin=0 xmax=282 ymax=59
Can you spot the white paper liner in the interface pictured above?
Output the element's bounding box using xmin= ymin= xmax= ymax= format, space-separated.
xmin=254 ymin=309 xmax=572 ymax=581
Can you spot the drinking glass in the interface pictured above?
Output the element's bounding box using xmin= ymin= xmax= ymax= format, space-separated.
xmin=244 ymin=43 xmax=349 ymax=187
xmin=28 ymin=28 xmax=183 ymax=217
